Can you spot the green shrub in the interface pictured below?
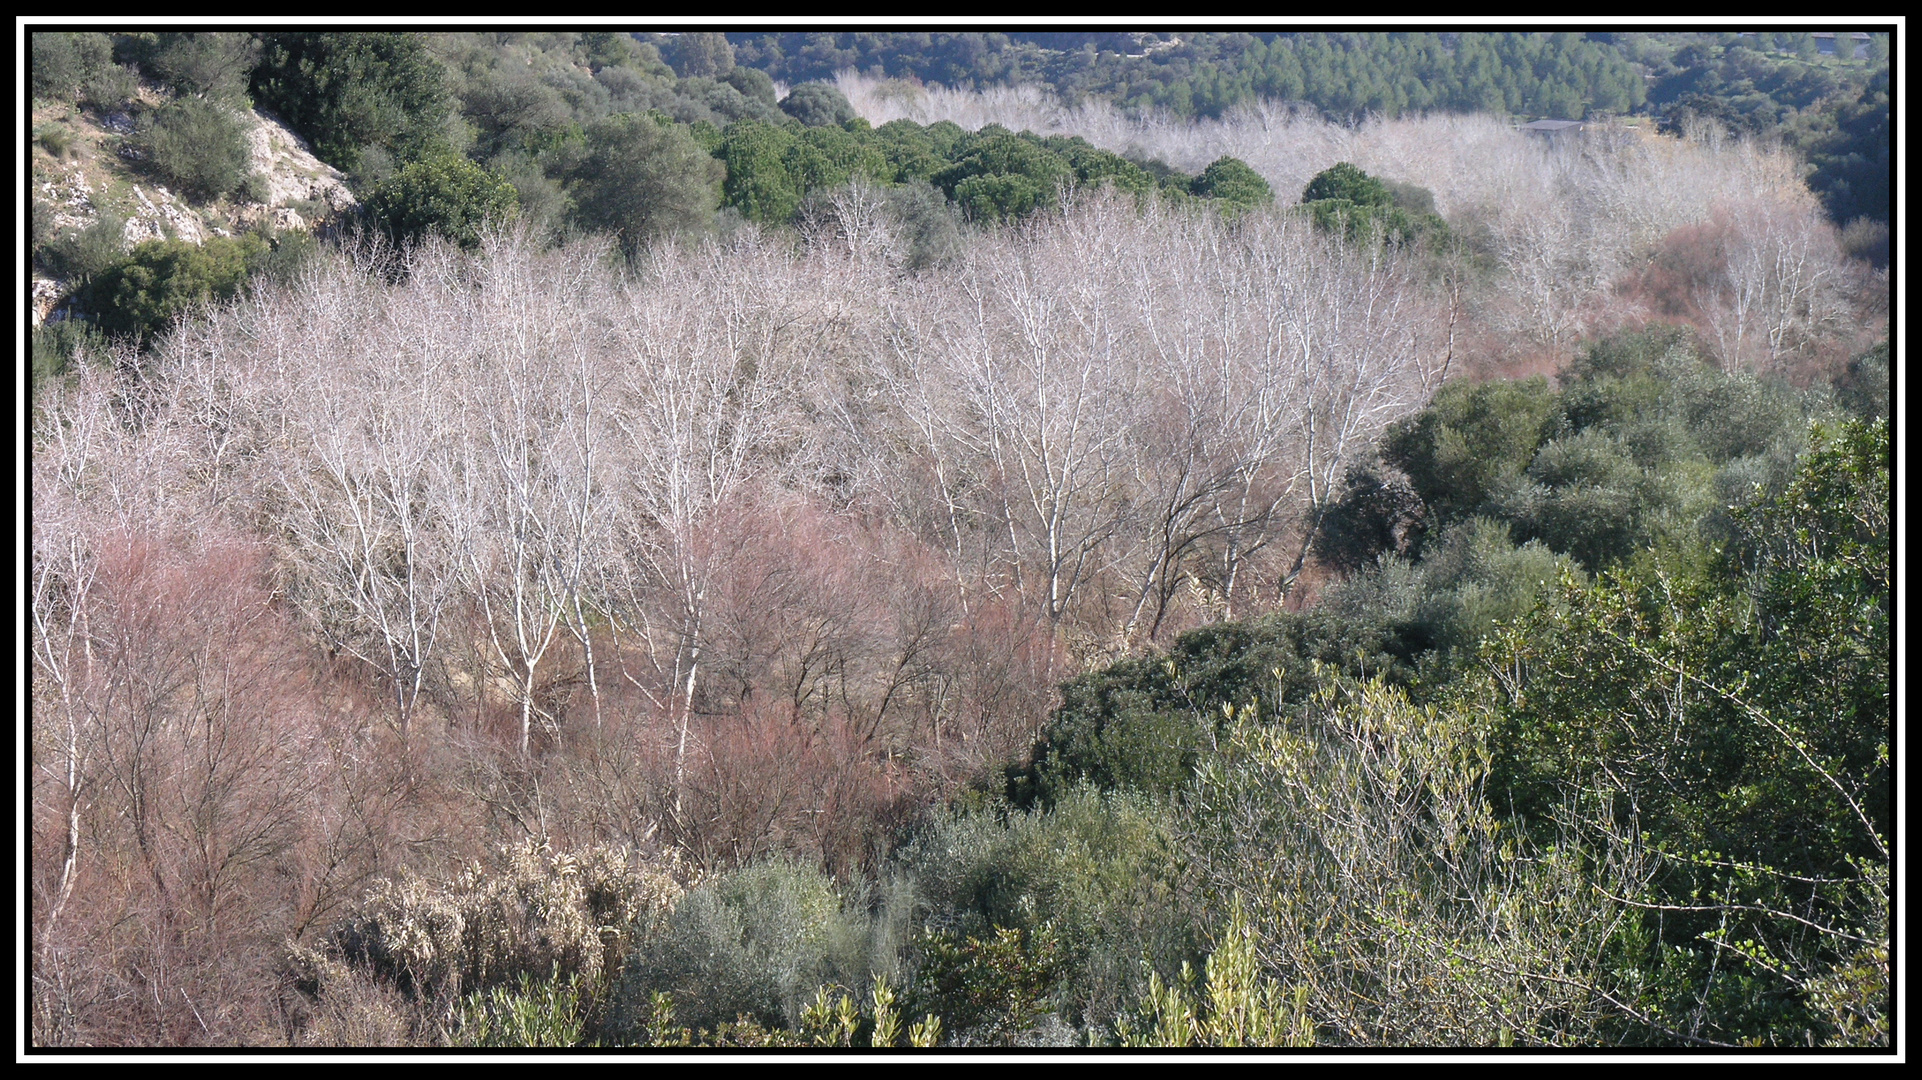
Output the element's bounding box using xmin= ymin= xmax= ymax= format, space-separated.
xmin=1299 ymin=162 xmax=1448 ymax=246
xmin=36 ymin=123 xmax=76 ymax=159
xmin=32 ymin=199 xmax=56 ymax=252
xmin=1116 ymin=900 xmax=1315 ymax=1046
xmin=365 ymin=154 xmax=519 ymax=249
xmin=897 ymin=788 xmax=1199 ymax=1038
xmin=238 ymin=171 xmax=272 ymax=206
xmin=911 ymin=923 xmax=1069 ymax=1045
xmin=132 ymin=97 xmax=254 ymax=200
xmin=32 ymin=31 xmax=113 ymax=102
xmin=447 ymin=968 xmax=591 ymax=1048
xmin=1832 ymin=340 xmax=1889 ymax=421
xmin=146 ymin=31 xmax=259 ymax=100
xmin=1381 ymin=375 xmax=1561 ymax=535
xmin=780 ymin=82 xmax=856 ymax=128
xmin=250 ymin=31 xmax=452 ymax=171
xmin=31 ymin=320 xmax=113 ymax=405
xmin=82 ymin=63 xmax=142 ymax=111
xmin=41 ymin=211 xmax=129 ymax=283
xmin=1408 ymin=517 xmax=1579 ymax=656
xmin=1189 ymin=155 xmax=1273 ymax=215
xmin=612 ymin=860 xmax=873 ymax=1037
xmin=83 ymin=233 xmax=268 ymax=343
xmin=570 ymin=113 xmax=723 ymax=258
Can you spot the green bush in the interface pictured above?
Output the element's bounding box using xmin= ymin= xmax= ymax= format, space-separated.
xmin=1189 ymin=155 xmax=1273 ymax=215
xmin=250 ymin=31 xmax=452 ymax=171
xmin=887 ymin=179 xmax=962 ymax=270
xmin=897 ymin=788 xmax=1199 ymax=1038
xmin=132 ymin=97 xmax=255 ymax=200
xmin=81 ymin=63 xmax=141 ymax=111
xmin=612 ymin=860 xmax=874 ymax=1037
xmin=83 ymin=233 xmax=268 ymax=343
xmin=1832 ymin=340 xmax=1889 ymax=421
xmin=41 ymin=211 xmax=129 ymax=283
xmin=32 ymin=199 xmax=56 ymax=253
xmin=36 ymin=123 xmax=76 ymax=159
xmin=1299 ymin=162 xmax=1448 ymax=246
xmin=1407 ymin=517 xmax=1579 ymax=656
xmin=1302 ymin=162 xmax=1393 ymax=207
xmin=780 ymin=82 xmax=856 ymax=128
xmin=1381 ymin=375 xmax=1561 ymax=534
xmin=147 ymin=31 xmax=259 ymax=100
xmin=447 ymin=969 xmax=591 ymax=1048
xmin=31 ymin=320 xmax=113 ymax=405
xmin=570 ymin=113 xmax=723 ymax=258
xmin=911 ymin=924 xmax=1069 ymax=1045
xmin=32 ymin=31 xmax=113 ymax=102
xmin=365 ymin=154 xmax=519 ymax=249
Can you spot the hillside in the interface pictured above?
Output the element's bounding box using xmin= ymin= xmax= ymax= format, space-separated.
xmin=31 ymin=81 xmax=355 ymax=325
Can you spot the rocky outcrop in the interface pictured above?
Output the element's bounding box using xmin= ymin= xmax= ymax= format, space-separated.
xmin=245 ymin=109 xmax=359 ymax=215
xmin=32 ymin=101 xmax=358 ymax=325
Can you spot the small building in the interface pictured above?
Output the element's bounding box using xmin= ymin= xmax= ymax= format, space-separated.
xmin=1519 ymin=119 xmax=1585 ymax=137
xmin=1813 ymin=32 xmax=1872 ymax=59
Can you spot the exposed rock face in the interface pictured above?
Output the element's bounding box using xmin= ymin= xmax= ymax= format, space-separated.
xmin=125 ymin=182 xmax=211 ymax=245
xmin=246 ymin=109 xmax=359 ymax=214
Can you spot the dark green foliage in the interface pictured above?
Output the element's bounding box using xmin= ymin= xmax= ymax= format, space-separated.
xmin=365 ymin=154 xmax=519 ymax=249
xmin=1478 ymin=420 xmax=1887 ymax=1045
xmin=614 ymin=861 xmax=873 ymax=1036
xmin=722 ymin=66 xmax=778 ymax=107
xmin=461 ymin=68 xmax=574 ymax=160
xmin=248 ymin=226 xmax=322 ymax=287
xmin=146 ymin=31 xmax=259 ymax=100
xmin=131 ymin=97 xmax=257 ymax=201
xmin=570 ymin=113 xmax=724 ymax=258
xmin=1302 ymin=162 xmax=1391 ymax=207
xmin=83 ymin=64 xmax=142 ymax=111
xmin=780 ymin=82 xmax=856 ymax=128
xmin=83 ymin=233 xmax=270 ymax=344
xmin=724 ymin=31 xmax=1643 ymax=124
xmin=1385 ymin=330 xmax=1822 ymax=573
xmin=718 ymin=119 xmax=801 ymax=224
xmin=1312 ymin=461 xmax=1427 ymax=575
xmin=912 ymin=924 xmax=1065 ymax=1045
xmin=1405 ymin=518 xmax=1577 ymax=657
xmin=487 ymin=150 xmax=571 ymax=240
xmin=1299 ymin=162 xmax=1447 ymax=247
xmin=251 ymin=31 xmax=452 ymax=172
xmin=1019 ymin=612 xmax=1416 ymax=806
xmin=934 ymin=130 xmax=1071 ymax=223
xmin=1382 ymin=376 xmax=1561 ymax=533
xmin=32 ymin=31 xmax=114 ymax=103
xmin=1189 ymin=156 xmax=1272 ymax=215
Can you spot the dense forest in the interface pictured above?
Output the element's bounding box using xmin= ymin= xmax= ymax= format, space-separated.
xmin=27 ymin=27 xmax=1892 ymax=1051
